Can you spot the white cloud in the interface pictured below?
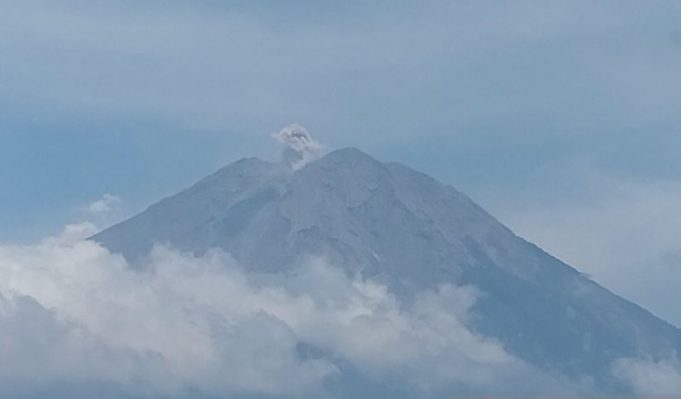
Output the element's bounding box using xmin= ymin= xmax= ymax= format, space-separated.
xmin=0 ymin=226 xmax=334 ymax=397
xmin=87 ymin=193 xmax=121 ymax=215
xmin=613 ymin=358 xmax=681 ymax=396
xmin=0 ymin=222 xmax=561 ymax=398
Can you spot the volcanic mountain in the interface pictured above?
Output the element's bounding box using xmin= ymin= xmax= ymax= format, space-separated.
xmin=93 ymin=146 xmax=681 ymax=395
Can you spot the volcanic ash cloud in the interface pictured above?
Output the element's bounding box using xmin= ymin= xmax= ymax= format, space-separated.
xmin=272 ymin=124 xmax=322 ymax=170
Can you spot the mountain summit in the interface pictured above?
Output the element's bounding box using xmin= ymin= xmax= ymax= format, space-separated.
xmin=93 ymin=146 xmax=681 ymax=395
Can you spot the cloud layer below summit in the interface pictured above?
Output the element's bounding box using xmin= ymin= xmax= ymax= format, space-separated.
xmin=0 ymin=222 xmax=563 ymax=398
xmin=0 ymin=220 xmax=679 ymax=398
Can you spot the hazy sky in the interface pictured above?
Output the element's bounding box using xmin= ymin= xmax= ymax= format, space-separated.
xmin=1 ymin=1 xmax=680 ymax=325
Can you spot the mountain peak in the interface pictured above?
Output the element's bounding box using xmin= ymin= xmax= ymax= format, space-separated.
xmin=324 ymin=146 xmax=373 ymax=159
xmin=309 ymin=146 xmax=383 ymax=172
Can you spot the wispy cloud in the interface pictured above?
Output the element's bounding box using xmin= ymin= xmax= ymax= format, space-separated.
xmin=87 ymin=193 xmax=121 ymax=215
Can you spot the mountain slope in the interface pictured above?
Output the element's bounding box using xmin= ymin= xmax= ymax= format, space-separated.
xmin=93 ymin=147 xmax=681 ymax=394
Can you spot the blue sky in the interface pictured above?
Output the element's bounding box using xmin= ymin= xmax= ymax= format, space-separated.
xmin=1 ymin=0 xmax=681 ymax=324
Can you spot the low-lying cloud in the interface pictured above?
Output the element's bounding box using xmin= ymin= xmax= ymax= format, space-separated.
xmin=2 ymin=219 xmax=679 ymax=397
xmin=613 ymin=358 xmax=681 ymax=396
xmin=0 ymin=221 xmax=564 ymax=398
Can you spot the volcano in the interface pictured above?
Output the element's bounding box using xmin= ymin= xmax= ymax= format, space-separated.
xmin=93 ymin=145 xmax=681 ymax=396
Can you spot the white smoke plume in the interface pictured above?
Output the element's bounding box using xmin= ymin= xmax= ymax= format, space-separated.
xmin=0 ymin=222 xmax=568 ymax=398
xmin=272 ymin=124 xmax=322 ymax=170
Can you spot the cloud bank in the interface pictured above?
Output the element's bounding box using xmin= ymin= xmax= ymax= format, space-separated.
xmin=0 ymin=222 xmax=570 ymax=398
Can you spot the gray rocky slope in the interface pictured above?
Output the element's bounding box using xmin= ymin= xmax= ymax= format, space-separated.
xmin=93 ymin=147 xmax=681 ymax=394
